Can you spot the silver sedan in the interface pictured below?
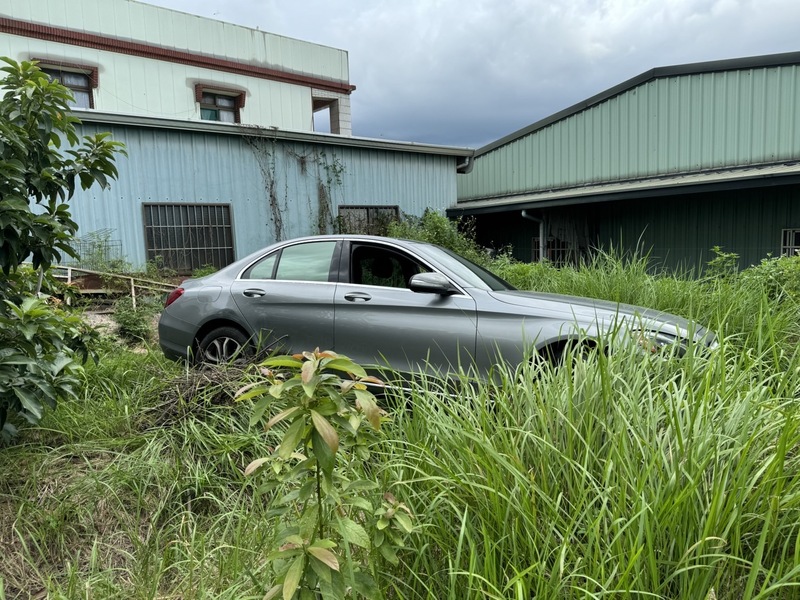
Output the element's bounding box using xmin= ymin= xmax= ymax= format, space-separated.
xmin=158 ymin=235 xmax=716 ymax=372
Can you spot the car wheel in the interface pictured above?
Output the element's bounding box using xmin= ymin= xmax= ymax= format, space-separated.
xmin=197 ymin=327 xmax=250 ymax=364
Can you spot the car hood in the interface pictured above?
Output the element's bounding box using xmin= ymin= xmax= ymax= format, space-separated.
xmin=487 ymin=289 xmax=714 ymax=344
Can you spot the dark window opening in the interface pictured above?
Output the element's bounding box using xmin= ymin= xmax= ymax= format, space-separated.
xmin=143 ymin=203 xmax=234 ymax=274
xmin=350 ymin=244 xmax=426 ymax=289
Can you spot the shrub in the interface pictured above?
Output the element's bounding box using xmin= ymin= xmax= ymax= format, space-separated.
xmin=0 ymin=57 xmax=123 ymax=438
xmin=112 ymin=296 xmax=160 ymax=343
xmin=388 ymin=209 xmax=491 ymax=266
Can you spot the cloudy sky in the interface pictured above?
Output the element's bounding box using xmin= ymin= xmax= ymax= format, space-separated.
xmin=140 ymin=0 xmax=800 ymax=149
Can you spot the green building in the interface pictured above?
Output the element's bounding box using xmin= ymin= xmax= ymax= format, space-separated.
xmin=451 ymin=52 xmax=800 ymax=271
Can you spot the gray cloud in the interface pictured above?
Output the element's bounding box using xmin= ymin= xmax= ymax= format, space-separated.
xmin=141 ymin=0 xmax=800 ymax=147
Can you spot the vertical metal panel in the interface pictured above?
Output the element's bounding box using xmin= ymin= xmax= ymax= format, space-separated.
xmin=67 ymin=123 xmax=457 ymax=268
xmin=459 ymin=64 xmax=800 ymax=201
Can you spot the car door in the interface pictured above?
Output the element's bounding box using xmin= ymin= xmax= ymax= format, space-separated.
xmin=231 ymin=240 xmax=339 ymax=354
xmin=333 ymin=241 xmax=478 ymax=374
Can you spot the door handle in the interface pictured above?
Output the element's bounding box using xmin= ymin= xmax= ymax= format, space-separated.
xmin=242 ymin=288 xmax=266 ymax=298
xmin=344 ymin=292 xmax=372 ymax=302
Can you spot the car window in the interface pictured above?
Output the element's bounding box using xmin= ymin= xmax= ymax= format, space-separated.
xmin=351 ymin=244 xmax=427 ymax=289
xmin=275 ymin=241 xmax=337 ymax=282
xmin=242 ymin=252 xmax=277 ymax=279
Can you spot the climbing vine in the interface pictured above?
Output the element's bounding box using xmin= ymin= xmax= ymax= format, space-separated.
xmin=245 ymin=134 xmax=347 ymax=238
xmin=244 ymin=135 xmax=286 ymax=241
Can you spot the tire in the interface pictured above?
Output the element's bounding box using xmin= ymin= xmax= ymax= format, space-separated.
xmin=196 ymin=326 xmax=250 ymax=364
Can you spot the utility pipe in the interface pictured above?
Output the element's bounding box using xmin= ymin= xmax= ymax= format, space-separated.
xmin=521 ymin=210 xmax=546 ymax=263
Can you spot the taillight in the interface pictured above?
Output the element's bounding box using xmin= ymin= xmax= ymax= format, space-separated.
xmin=164 ymin=287 xmax=185 ymax=308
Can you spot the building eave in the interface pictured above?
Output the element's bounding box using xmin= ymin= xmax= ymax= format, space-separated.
xmin=76 ymin=110 xmax=475 ymax=160
xmin=449 ymin=161 xmax=800 ymax=216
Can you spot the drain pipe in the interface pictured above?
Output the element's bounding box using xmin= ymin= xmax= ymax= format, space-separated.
xmin=521 ymin=210 xmax=546 ymax=263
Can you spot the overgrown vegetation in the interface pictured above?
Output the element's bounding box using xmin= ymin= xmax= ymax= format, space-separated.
xmin=3 ymin=207 xmax=800 ymax=595
xmin=0 ymin=58 xmax=123 ymax=438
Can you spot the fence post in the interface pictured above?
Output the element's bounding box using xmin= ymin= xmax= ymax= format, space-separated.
xmin=131 ymin=277 xmax=136 ymax=310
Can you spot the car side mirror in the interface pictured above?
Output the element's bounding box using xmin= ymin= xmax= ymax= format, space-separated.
xmin=409 ymin=272 xmax=458 ymax=295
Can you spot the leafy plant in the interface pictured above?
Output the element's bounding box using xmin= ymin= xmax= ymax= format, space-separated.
xmin=0 ymin=57 xmax=124 ymax=438
xmin=111 ymin=296 xmax=160 ymax=343
xmin=191 ymin=264 xmax=218 ymax=278
xmin=238 ymin=349 xmax=413 ymax=600
xmin=388 ymin=209 xmax=491 ymax=266
xmin=705 ymin=245 xmax=740 ymax=279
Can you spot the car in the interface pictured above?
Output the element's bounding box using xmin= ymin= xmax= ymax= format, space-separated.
xmin=158 ymin=234 xmax=717 ymax=374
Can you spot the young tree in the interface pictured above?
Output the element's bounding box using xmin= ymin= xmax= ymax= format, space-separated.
xmin=0 ymin=58 xmax=125 ymax=440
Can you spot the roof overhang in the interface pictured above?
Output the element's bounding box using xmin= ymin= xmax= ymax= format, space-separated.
xmin=76 ymin=110 xmax=475 ymax=164
xmin=448 ymin=162 xmax=800 ymax=216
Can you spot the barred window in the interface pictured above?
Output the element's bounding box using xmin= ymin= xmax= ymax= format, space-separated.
xmin=143 ymin=203 xmax=234 ymax=273
xmin=337 ymin=205 xmax=399 ymax=235
xmin=782 ymin=229 xmax=800 ymax=256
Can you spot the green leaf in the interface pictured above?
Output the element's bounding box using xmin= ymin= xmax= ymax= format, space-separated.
xmin=266 ymin=406 xmax=301 ymax=430
xmin=279 ymin=417 xmax=306 ymax=459
xmin=243 ymin=457 xmax=269 ymax=477
xmin=355 ymin=390 xmax=381 ymax=430
xmin=249 ymin=395 xmax=271 ymax=426
xmin=264 ymin=585 xmax=282 ymax=600
xmin=352 ymin=571 xmax=381 ymax=599
xmin=311 ymin=410 xmax=339 ymax=453
xmin=264 ymin=355 xmax=304 ymax=368
xmin=283 ymin=554 xmax=305 ymax=600
xmin=337 ymin=517 xmax=370 ymax=549
xmin=378 ymin=543 xmax=399 ymax=565
xmin=312 ymin=429 xmax=335 ymax=475
xmin=393 ymin=512 xmax=413 ymax=534
xmin=307 ymin=546 xmax=340 ymax=571
xmin=320 ymin=358 xmax=367 ymax=377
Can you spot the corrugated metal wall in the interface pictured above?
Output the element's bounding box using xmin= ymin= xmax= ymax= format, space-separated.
xmin=472 ymin=185 xmax=800 ymax=272
xmin=68 ymin=123 xmax=457 ymax=268
xmin=459 ymin=64 xmax=800 ymax=201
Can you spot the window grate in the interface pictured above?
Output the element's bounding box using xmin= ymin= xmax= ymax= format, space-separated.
xmin=143 ymin=203 xmax=234 ymax=273
xmin=782 ymin=229 xmax=800 ymax=257
xmin=532 ymin=236 xmax=571 ymax=265
xmin=337 ymin=205 xmax=399 ymax=235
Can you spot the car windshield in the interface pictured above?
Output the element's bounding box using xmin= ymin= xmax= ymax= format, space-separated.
xmin=423 ymin=245 xmax=516 ymax=291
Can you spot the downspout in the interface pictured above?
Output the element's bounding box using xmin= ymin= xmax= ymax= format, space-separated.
xmin=456 ymin=155 xmax=474 ymax=174
xmin=521 ymin=210 xmax=546 ymax=263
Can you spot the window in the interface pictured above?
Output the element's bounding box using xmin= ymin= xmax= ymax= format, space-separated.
xmin=275 ymin=242 xmax=337 ymax=282
xmin=143 ymin=203 xmax=234 ymax=273
xmin=243 ymin=253 xmax=278 ymax=280
xmin=36 ymin=60 xmax=98 ymax=109
xmin=350 ymin=244 xmax=425 ymax=289
xmin=531 ymin=236 xmax=571 ymax=265
xmin=195 ymin=85 xmax=245 ymax=123
xmin=337 ymin=205 xmax=400 ymax=235
xmin=244 ymin=242 xmax=337 ymax=281
xmin=782 ymin=229 xmax=800 ymax=256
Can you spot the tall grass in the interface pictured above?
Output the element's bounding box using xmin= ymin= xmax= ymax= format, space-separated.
xmin=1 ymin=247 xmax=799 ymax=598
xmin=379 ymin=338 xmax=800 ymax=598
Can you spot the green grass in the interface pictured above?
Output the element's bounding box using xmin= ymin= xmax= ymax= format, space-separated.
xmin=1 ymin=253 xmax=800 ymax=598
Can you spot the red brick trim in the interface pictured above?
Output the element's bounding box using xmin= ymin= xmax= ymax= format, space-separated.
xmin=194 ymin=84 xmax=246 ymax=108
xmin=1 ymin=17 xmax=355 ymax=95
xmin=31 ymin=57 xmax=99 ymax=87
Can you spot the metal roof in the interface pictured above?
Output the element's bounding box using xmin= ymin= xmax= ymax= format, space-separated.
xmin=78 ymin=110 xmax=474 ymax=163
xmin=477 ymin=51 xmax=800 ymax=157
xmin=449 ymin=161 xmax=800 ymax=216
